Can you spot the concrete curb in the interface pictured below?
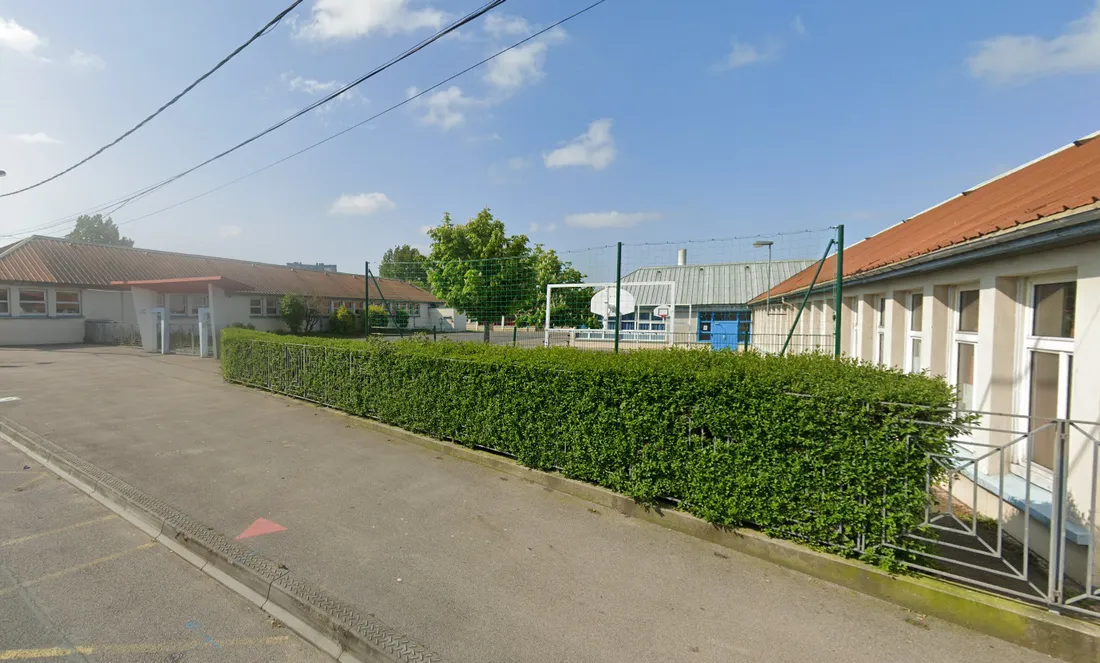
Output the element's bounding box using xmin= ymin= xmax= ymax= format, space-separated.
xmin=336 ymin=411 xmax=1100 ymax=663
xmin=0 ymin=416 xmax=443 ymax=663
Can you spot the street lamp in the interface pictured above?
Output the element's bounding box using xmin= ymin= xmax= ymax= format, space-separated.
xmin=753 ymin=240 xmax=774 ymax=308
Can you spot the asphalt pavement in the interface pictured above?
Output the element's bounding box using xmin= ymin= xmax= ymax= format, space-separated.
xmin=0 ymin=436 xmax=329 ymax=663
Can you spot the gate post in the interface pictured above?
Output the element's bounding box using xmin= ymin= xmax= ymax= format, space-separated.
xmin=1047 ymin=419 xmax=1069 ymax=606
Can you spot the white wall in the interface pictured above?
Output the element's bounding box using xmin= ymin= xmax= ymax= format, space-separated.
xmin=0 ymin=284 xmax=130 ymax=346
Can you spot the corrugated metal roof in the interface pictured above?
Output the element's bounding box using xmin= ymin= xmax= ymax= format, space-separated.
xmin=620 ymin=260 xmax=815 ymax=307
xmin=761 ymin=131 xmax=1100 ymax=301
xmin=0 ymin=236 xmax=441 ymax=303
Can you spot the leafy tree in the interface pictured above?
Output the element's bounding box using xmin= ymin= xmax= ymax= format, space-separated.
xmin=426 ymin=208 xmax=534 ymax=343
xmin=379 ymin=244 xmax=428 ymax=287
xmin=394 ymin=308 xmax=410 ymax=328
xmin=329 ymin=305 xmax=356 ymax=335
xmin=280 ymin=293 xmax=308 ymax=334
xmin=66 ymin=214 xmax=134 ymax=247
xmin=366 ymin=304 xmax=389 ymax=329
xmin=515 ymin=245 xmax=599 ymax=329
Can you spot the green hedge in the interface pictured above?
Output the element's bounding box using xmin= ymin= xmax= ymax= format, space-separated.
xmin=221 ymin=328 xmax=959 ymax=567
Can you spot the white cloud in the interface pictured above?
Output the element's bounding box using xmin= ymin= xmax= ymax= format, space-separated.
xmin=507 ymin=156 xmax=530 ymax=171
xmin=968 ymin=3 xmax=1100 ymax=84
xmin=528 ymin=222 xmax=540 ymax=233
xmin=564 ymin=211 xmax=663 ymax=229
xmin=418 ymin=85 xmax=477 ymax=130
xmin=484 ymin=28 xmax=566 ymax=91
xmin=296 ymin=0 xmax=445 ymax=40
xmin=12 ymin=132 xmax=61 ymax=145
xmin=330 ymin=192 xmax=397 ymax=216
xmin=792 ymin=15 xmax=806 ymax=37
xmin=69 ymin=49 xmax=104 ymax=70
xmin=484 ymin=14 xmax=530 ymax=38
xmin=543 ymin=118 xmax=616 ymax=170
xmin=0 ymin=17 xmax=45 ymax=56
xmin=546 ymin=223 xmax=557 ymax=233
xmin=282 ymin=73 xmax=365 ymax=112
xmin=405 ymin=85 xmax=419 ymax=99
xmin=219 ymin=225 xmax=243 ymax=239
xmin=721 ymin=40 xmax=778 ymax=69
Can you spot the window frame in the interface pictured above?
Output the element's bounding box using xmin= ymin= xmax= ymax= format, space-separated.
xmin=55 ymin=289 xmax=81 ymax=316
xmin=946 ymin=285 xmax=981 ymax=413
xmin=18 ymin=288 xmax=47 ymax=316
xmin=872 ymin=295 xmax=886 ymax=365
xmin=0 ymin=287 xmax=9 ymax=316
xmin=265 ymin=297 xmax=279 ymax=316
xmin=168 ymin=294 xmax=188 ymax=317
xmin=249 ymin=298 xmax=264 ymax=316
xmin=905 ymin=291 xmax=924 ymax=373
xmin=1012 ymin=273 xmax=1077 ymax=489
xmin=189 ymin=294 xmax=209 ymax=317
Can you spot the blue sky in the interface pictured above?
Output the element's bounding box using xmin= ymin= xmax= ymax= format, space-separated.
xmin=1 ymin=0 xmax=1099 ymax=273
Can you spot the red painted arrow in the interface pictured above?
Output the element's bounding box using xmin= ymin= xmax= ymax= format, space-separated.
xmin=234 ymin=517 xmax=287 ymax=541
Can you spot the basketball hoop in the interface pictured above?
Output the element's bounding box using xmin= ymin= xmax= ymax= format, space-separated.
xmin=654 ymin=305 xmax=670 ymax=320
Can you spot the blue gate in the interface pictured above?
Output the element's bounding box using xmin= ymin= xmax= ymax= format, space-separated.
xmin=710 ymin=320 xmax=742 ymax=350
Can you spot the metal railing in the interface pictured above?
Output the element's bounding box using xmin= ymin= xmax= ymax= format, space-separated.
xmin=883 ymin=409 xmax=1100 ymax=617
xmin=166 ymin=323 xmax=213 ymax=357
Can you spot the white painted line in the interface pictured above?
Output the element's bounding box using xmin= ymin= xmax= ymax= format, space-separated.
xmin=0 ymin=397 xmax=21 ymax=404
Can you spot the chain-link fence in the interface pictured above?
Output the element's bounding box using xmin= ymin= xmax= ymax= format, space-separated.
xmin=369 ymin=226 xmax=842 ymax=354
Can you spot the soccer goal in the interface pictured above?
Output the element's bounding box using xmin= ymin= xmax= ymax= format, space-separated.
xmin=544 ymin=281 xmax=676 ymax=350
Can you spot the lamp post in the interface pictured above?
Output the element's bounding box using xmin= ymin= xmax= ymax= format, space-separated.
xmin=753 ymin=240 xmax=774 ymax=308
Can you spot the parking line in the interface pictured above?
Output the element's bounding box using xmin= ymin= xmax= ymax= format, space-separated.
xmin=0 ymin=542 xmax=156 ymax=598
xmin=0 ymin=636 xmax=291 ymax=660
xmin=9 ymin=473 xmax=48 ymax=492
xmin=0 ymin=515 xmax=119 ymax=548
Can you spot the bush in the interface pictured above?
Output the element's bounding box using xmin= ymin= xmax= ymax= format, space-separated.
xmin=279 ymin=293 xmax=308 ymax=334
xmin=365 ymin=305 xmax=389 ymax=329
xmin=394 ymin=308 xmax=410 ymax=329
xmin=228 ymin=322 xmax=256 ymax=330
xmin=220 ymin=329 xmax=960 ymax=568
xmin=329 ymin=305 xmax=357 ymax=335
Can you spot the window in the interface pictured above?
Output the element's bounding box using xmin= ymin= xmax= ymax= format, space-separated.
xmin=846 ymin=297 xmax=860 ymax=358
xmin=156 ymin=294 xmax=165 ymax=308
xmin=957 ymin=290 xmax=979 ymax=332
xmin=696 ymin=310 xmax=751 ymax=346
xmin=18 ymin=288 xmax=46 ymax=315
xmin=265 ymin=297 xmax=279 ymax=316
xmin=1032 ymin=281 xmax=1075 ymax=338
xmin=55 ymin=290 xmax=81 ymax=316
xmin=190 ymin=295 xmax=208 ymax=316
xmin=250 ymin=298 xmax=263 ymax=316
xmin=873 ymin=295 xmax=886 ymax=365
xmin=0 ymin=288 xmax=8 ymax=315
xmin=905 ymin=292 xmax=923 ymax=373
xmin=169 ymin=294 xmax=188 ymax=316
xmin=951 ymin=288 xmax=979 ymax=411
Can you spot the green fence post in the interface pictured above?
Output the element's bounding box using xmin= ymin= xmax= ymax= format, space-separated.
xmin=364 ymin=261 xmax=371 ymax=339
xmin=512 ymin=324 xmax=518 ymax=347
xmin=614 ymin=241 xmax=622 ymax=354
xmin=833 ymin=224 xmax=844 ymax=359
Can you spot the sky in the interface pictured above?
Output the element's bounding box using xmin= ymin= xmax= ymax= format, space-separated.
xmin=1 ymin=0 xmax=1099 ymax=274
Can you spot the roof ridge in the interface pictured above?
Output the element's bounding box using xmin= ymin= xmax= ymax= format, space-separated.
xmin=24 ymin=235 xmax=378 ymax=279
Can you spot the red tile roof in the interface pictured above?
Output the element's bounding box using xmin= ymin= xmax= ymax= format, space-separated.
xmin=0 ymin=236 xmax=441 ymax=303
xmin=759 ymin=132 xmax=1100 ymax=301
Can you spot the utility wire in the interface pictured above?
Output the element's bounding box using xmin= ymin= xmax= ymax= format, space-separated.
xmin=1 ymin=0 xmax=511 ymax=238
xmin=115 ymin=0 xmax=610 ymax=230
xmin=0 ymin=0 xmax=306 ymax=199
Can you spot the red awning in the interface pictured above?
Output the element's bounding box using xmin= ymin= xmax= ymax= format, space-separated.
xmin=109 ymin=276 xmax=253 ymax=293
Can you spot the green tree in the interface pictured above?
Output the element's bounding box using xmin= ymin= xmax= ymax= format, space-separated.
xmin=65 ymin=214 xmax=134 ymax=247
xmin=280 ymin=293 xmax=308 ymax=334
xmin=426 ymin=208 xmax=534 ymax=343
xmin=379 ymin=244 xmax=428 ymax=287
xmin=515 ymin=245 xmax=598 ymax=329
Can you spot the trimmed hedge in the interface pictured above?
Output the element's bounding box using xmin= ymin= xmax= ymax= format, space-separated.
xmin=221 ymin=328 xmax=959 ymax=567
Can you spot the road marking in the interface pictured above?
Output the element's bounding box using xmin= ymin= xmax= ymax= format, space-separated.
xmin=0 ymin=542 xmax=156 ymax=598
xmin=0 ymin=636 xmax=290 ymax=660
xmin=235 ymin=517 xmax=287 ymax=540
xmin=1 ymin=515 xmax=118 ymax=548
xmin=0 ymin=397 xmax=20 ymax=404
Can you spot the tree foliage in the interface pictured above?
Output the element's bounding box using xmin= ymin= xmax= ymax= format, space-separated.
xmin=280 ymin=294 xmax=308 ymax=334
xmin=66 ymin=214 xmax=134 ymax=247
xmin=515 ymin=245 xmax=598 ymax=328
xmin=379 ymin=244 xmax=428 ymax=287
xmin=426 ymin=208 xmax=533 ymax=342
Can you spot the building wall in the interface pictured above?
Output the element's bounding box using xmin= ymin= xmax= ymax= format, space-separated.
xmin=0 ymin=283 xmax=132 ymax=346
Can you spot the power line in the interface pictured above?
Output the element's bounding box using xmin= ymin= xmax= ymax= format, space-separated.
xmin=115 ymin=0 xmax=611 ymax=230
xmin=1 ymin=0 xmax=511 ymax=238
xmin=0 ymin=0 xmax=306 ymax=199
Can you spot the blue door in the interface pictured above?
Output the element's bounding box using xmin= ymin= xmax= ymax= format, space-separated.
xmin=711 ymin=321 xmax=741 ymax=350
